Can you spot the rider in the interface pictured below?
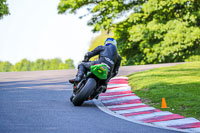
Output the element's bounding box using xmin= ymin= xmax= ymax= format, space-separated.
xmin=69 ymin=38 xmax=121 ymax=89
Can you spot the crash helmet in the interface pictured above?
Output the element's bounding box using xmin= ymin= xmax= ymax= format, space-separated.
xmin=104 ymin=38 xmax=117 ymax=47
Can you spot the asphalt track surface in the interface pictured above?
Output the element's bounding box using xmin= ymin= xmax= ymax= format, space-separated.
xmin=0 ymin=63 xmax=184 ymax=133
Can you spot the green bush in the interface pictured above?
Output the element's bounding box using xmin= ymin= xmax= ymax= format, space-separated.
xmin=185 ymin=55 xmax=200 ymax=62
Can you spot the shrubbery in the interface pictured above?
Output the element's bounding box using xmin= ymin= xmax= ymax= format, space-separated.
xmin=185 ymin=55 xmax=200 ymax=62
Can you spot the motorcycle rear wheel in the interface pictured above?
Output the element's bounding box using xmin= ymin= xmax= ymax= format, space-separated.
xmin=72 ymin=78 xmax=96 ymax=106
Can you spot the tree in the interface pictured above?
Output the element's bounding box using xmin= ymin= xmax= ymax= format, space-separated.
xmin=0 ymin=58 xmax=75 ymax=72
xmin=57 ymin=0 xmax=141 ymax=32
xmin=0 ymin=0 xmax=9 ymax=19
xmin=58 ymin=0 xmax=200 ymax=65
xmin=44 ymin=59 xmax=51 ymax=70
xmin=65 ymin=59 xmax=75 ymax=69
xmin=13 ymin=59 xmax=32 ymax=71
xmin=0 ymin=61 xmax=13 ymax=72
xmin=115 ymin=0 xmax=200 ymax=65
xmin=88 ymin=31 xmax=113 ymax=51
xmin=88 ymin=31 xmax=112 ymax=61
xmin=49 ymin=58 xmax=63 ymax=70
xmin=32 ymin=59 xmax=46 ymax=70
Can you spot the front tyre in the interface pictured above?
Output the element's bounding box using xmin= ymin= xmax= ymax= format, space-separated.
xmin=70 ymin=95 xmax=74 ymax=102
xmin=72 ymin=78 xmax=96 ymax=106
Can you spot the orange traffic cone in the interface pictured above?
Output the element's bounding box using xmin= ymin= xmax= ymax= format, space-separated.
xmin=161 ymin=98 xmax=167 ymax=108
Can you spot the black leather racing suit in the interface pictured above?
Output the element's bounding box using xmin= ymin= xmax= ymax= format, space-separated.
xmin=80 ymin=44 xmax=121 ymax=82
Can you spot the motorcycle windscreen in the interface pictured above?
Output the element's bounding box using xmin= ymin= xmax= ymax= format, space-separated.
xmin=90 ymin=64 xmax=108 ymax=80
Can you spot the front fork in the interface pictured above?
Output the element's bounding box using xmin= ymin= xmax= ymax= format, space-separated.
xmin=70 ymin=79 xmax=85 ymax=102
xmin=73 ymin=78 xmax=87 ymax=94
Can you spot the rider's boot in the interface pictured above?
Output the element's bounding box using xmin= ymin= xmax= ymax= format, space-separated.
xmin=69 ymin=64 xmax=85 ymax=84
xmin=69 ymin=74 xmax=83 ymax=84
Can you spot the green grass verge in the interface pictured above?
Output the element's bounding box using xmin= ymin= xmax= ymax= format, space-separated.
xmin=128 ymin=62 xmax=200 ymax=120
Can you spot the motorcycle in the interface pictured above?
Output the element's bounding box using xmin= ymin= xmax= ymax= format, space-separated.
xmin=70 ymin=64 xmax=108 ymax=106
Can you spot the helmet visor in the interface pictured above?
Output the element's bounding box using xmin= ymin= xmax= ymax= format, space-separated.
xmin=105 ymin=38 xmax=117 ymax=46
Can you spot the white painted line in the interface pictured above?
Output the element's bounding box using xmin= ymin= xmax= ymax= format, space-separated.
xmin=115 ymin=107 xmax=156 ymax=114
xmin=107 ymin=103 xmax=146 ymax=108
xmin=111 ymin=77 xmax=128 ymax=80
xmin=153 ymin=118 xmax=200 ymax=127
xmin=185 ymin=128 xmax=200 ymax=132
xmin=100 ymin=93 xmax=135 ymax=98
xmin=107 ymin=84 xmax=128 ymax=88
xmin=129 ymin=111 xmax=173 ymax=120
xmin=107 ymin=86 xmax=131 ymax=90
xmin=106 ymin=88 xmax=131 ymax=93
xmin=102 ymin=96 xmax=140 ymax=103
xmin=106 ymin=87 xmax=131 ymax=93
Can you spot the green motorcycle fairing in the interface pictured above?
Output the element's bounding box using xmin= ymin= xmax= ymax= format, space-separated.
xmin=90 ymin=64 xmax=108 ymax=79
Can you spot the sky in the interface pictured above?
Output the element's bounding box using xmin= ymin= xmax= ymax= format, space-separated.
xmin=0 ymin=0 xmax=99 ymax=67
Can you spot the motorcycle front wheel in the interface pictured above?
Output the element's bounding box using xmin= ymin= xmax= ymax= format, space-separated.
xmin=72 ymin=78 xmax=96 ymax=106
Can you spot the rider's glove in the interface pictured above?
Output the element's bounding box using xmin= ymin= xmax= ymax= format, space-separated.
xmin=82 ymin=53 xmax=89 ymax=62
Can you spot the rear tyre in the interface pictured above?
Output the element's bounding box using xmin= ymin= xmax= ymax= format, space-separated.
xmin=72 ymin=78 xmax=96 ymax=106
